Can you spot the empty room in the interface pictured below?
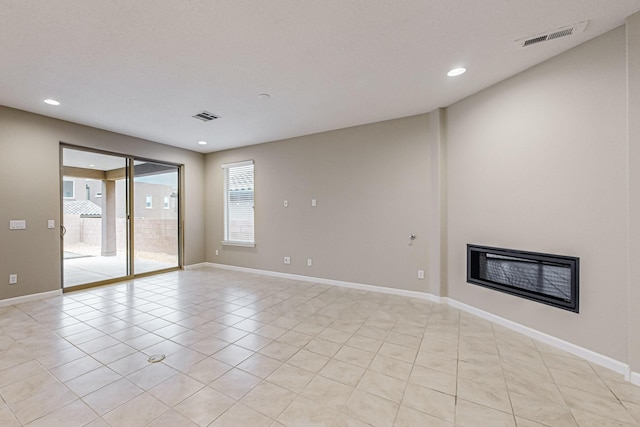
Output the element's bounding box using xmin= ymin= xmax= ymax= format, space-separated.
xmin=1 ymin=1 xmax=640 ymax=426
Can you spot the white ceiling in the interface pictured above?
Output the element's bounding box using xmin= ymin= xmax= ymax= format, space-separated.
xmin=1 ymin=1 xmax=639 ymax=154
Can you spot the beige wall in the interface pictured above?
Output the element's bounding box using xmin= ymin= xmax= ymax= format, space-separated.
xmin=446 ymin=27 xmax=628 ymax=361
xmin=205 ymin=114 xmax=435 ymax=292
xmin=627 ymin=12 xmax=640 ymax=374
xmin=0 ymin=107 xmax=206 ymax=300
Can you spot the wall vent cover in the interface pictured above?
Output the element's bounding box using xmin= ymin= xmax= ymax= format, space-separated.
xmin=516 ymin=21 xmax=588 ymax=48
xmin=192 ymin=111 xmax=220 ymax=122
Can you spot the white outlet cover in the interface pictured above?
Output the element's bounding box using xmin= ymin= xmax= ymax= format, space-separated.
xmin=311 ymin=199 xmax=317 ymax=207
xmin=284 ymin=200 xmax=288 ymax=207
xmin=307 ymin=258 xmax=313 ymax=267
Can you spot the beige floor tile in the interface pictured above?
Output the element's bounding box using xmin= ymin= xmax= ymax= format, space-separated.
xmin=408 ymin=364 xmax=456 ymax=395
xmin=107 ymin=352 xmax=150 ymax=376
xmin=82 ymin=378 xmax=143 ymax=415
xmin=549 ymin=366 xmax=612 ymax=397
xmin=260 ymin=341 xmax=299 ymax=361
xmin=235 ymin=333 xmax=273 ymax=352
xmin=413 ymin=351 xmax=457 ymax=376
xmin=66 ymin=366 xmax=122 ymax=397
xmin=183 ymin=357 xmax=232 ymax=384
xmin=91 ymin=342 xmax=137 ymax=365
xmin=287 ymin=349 xmax=330 ymax=373
xmin=509 ymin=390 xmax=577 ymax=427
xmin=514 ymin=417 xmax=551 ymax=427
xmin=623 ymin=400 xmax=640 ymax=424
xmin=394 ymin=405 xmax=453 ymax=427
xmin=189 ymin=336 xmax=229 ymax=355
xmin=267 ymin=363 xmax=316 ymax=393
xmin=320 ymin=359 xmax=366 ymax=387
xmin=401 ymin=383 xmax=455 ymax=422
xmin=559 ymin=385 xmax=637 ymax=424
xmin=241 ymin=381 xmax=297 ymax=419
xmin=210 ymin=368 xmax=262 ymax=399
xmin=1 ymin=269 xmax=638 ymax=427
xmin=174 ymin=386 xmax=235 ymax=426
xmin=301 ymin=375 xmax=353 ymax=411
xmin=148 ymin=373 xmax=204 ymax=407
xmin=0 ymin=371 xmax=60 ymax=404
xmin=36 ymin=346 xmax=86 ymax=369
xmin=457 ymin=376 xmax=511 ymax=413
xmin=212 ymin=343 xmax=254 ymax=365
xmin=455 ymin=399 xmax=516 ymax=427
xmin=318 ymin=327 xmax=353 ymax=345
xmin=103 ymin=392 xmax=170 ymax=427
xmin=210 ymin=402 xmax=273 ymax=427
xmin=605 ymin=378 xmax=640 ymax=404
xmin=147 ymin=409 xmax=198 ymax=427
xmin=10 ymin=382 xmax=77 ymax=425
xmin=343 ymin=389 xmax=399 ymax=427
xmin=369 ymin=354 xmax=413 ymax=381
xmin=126 ymin=362 xmax=178 ymax=391
xmin=0 ymin=407 xmax=19 ymax=427
xmin=161 ymin=347 xmax=207 ymax=372
xmin=378 ymin=342 xmax=417 ymax=364
xmin=357 ymin=370 xmax=407 ymax=403
xmin=305 ymin=338 xmax=342 ymax=357
xmin=50 ymin=355 xmax=103 ymax=382
xmin=25 ymin=399 xmax=97 ymax=427
xmin=346 ymin=335 xmax=383 ymax=353
xmin=277 ymin=331 xmax=314 ymax=347
xmin=334 ymin=346 xmax=375 ymax=368
xmin=237 ymin=353 xmax=283 ymax=378
xmin=278 ymin=395 xmax=369 ymax=427
xmin=570 ymin=407 xmax=639 ymax=426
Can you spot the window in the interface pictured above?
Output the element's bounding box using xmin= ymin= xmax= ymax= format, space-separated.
xmin=145 ymin=195 xmax=152 ymax=209
xmin=63 ymin=179 xmax=75 ymax=199
xmin=163 ymin=196 xmax=170 ymax=209
xmin=223 ymin=160 xmax=254 ymax=245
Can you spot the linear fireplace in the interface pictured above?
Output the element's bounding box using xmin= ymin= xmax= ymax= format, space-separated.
xmin=467 ymin=245 xmax=579 ymax=312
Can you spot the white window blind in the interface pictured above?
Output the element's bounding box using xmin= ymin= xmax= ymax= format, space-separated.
xmin=223 ymin=160 xmax=254 ymax=245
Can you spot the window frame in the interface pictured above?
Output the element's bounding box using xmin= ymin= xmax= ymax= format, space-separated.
xmin=222 ymin=160 xmax=255 ymax=247
xmin=62 ymin=179 xmax=75 ymax=199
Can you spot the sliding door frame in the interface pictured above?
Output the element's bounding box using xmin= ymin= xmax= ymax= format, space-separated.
xmin=60 ymin=143 xmax=184 ymax=292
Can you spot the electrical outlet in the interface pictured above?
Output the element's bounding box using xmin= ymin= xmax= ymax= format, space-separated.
xmin=417 ymin=270 xmax=425 ymax=279
xmin=311 ymin=199 xmax=317 ymax=207
xmin=9 ymin=274 xmax=17 ymax=285
xmin=307 ymin=258 xmax=313 ymax=267
xmin=215 ymin=249 xmax=219 ymax=256
xmin=284 ymin=200 xmax=288 ymax=207
xmin=284 ymin=256 xmax=291 ymax=265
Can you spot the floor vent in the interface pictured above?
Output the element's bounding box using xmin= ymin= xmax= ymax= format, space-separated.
xmin=516 ymin=21 xmax=588 ymax=48
xmin=192 ymin=111 xmax=220 ymax=122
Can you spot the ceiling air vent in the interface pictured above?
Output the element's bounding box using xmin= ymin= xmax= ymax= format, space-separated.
xmin=192 ymin=111 xmax=220 ymax=122
xmin=516 ymin=21 xmax=588 ymax=48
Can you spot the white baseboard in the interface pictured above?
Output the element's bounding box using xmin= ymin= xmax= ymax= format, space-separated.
xmin=444 ymin=298 xmax=630 ymax=377
xmin=205 ymin=262 xmax=633 ymax=381
xmin=0 ymin=289 xmax=62 ymax=308
xmin=207 ymin=263 xmax=441 ymax=303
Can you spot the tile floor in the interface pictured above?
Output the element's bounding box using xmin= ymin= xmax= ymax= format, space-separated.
xmin=0 ymin=267 xmax=639 ymax=426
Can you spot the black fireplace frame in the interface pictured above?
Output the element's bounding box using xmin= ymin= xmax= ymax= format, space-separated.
xmin=467 ymin=244 xmax=579 ymax=313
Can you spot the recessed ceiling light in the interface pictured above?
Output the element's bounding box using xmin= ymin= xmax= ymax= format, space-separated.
xmin=44 ymin=99 xmax=60 ymax=106
xmin=88 ymin=164 xmax=95 ymax=167
xmin=447 ymin=67 xmax=466 ymax=77
xmin=258 ymin=93 xmax=270 ymax=100
xmin=198 ymin=141 xmax=208 ymax=145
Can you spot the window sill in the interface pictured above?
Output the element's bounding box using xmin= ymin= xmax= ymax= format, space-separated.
xmin=222 ymin=241 xmax=256 ymax=248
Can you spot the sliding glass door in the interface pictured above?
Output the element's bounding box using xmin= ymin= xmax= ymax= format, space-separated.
xmin=61 ymin=146 xmax=180 ymax=289
xmin=133 ymin=160 xmax=179 ymax=274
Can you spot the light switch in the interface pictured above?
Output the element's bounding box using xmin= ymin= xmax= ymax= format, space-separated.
xmin=9 ymin=220 xmax=26 ymax=230
xmin=48 ymin=220 xmax=55 ymax=229
xmin=311 ymin=199 xmax=317 ymax=207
